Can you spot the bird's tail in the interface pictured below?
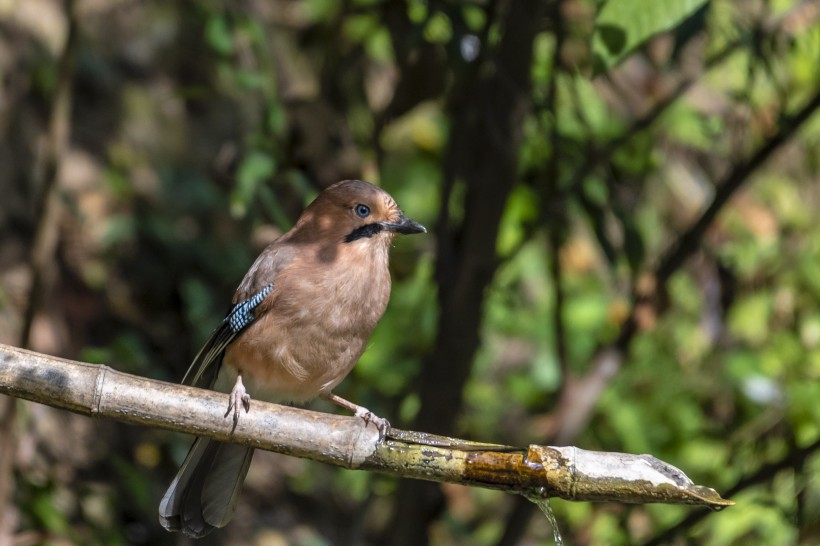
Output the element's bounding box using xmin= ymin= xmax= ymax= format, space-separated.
xmin=159 ymin=437 xmax=254 ymax=538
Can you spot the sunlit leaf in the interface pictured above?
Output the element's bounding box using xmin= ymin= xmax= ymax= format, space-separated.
xmin=593 ymin=0 xmax=709 ymax=71
xmin=424 ymin=11 xmax=452 ymax=44
xmin=727 ymin=294 xmax=773 ymax=345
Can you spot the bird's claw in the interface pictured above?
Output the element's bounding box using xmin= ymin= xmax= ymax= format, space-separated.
xmin=354 ymin=407 xmax=391 ymax=440
xmin=225 ymin=381 xmax=251 ymax=427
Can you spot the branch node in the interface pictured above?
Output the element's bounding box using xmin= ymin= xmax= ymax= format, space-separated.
xmin=91 ymin=364 xmax=108 ymax=415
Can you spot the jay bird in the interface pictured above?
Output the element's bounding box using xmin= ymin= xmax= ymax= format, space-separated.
xmin=159 ymin=179 xmax=425 ymax=537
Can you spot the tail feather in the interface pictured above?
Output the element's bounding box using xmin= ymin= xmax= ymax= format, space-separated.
xmin=159 ymin=437 xmax=254 ymax=538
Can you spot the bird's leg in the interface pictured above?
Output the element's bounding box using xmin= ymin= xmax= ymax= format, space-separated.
xmin=225 ymin=373 xmax=251 ymax=427
xmin=321 ymin=392 xmax=391 ymax=439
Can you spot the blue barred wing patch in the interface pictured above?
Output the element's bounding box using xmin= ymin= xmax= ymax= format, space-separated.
xmin=228 ymin=284 xmax=273 ymax=332
xmin=182 ymin=283 xmax=273 ymax=388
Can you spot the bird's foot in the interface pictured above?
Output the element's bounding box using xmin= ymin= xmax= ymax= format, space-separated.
xmin=354 ymin=406 xmax=391 ymax=440
xmin=321 ymin=391 xmax=391 ymax=440
xmin=225 ymin=375 xmax=251 ymax=428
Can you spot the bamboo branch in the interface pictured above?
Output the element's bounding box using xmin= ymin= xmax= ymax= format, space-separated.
xmin=0 ymin=343 xmax=732 ymax=510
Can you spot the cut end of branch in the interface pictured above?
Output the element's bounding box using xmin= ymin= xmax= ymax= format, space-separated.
xmin=685 ymin=485 xmax=735 ymax=510
xmin=529 ymin=446 xmax=735 ymax=509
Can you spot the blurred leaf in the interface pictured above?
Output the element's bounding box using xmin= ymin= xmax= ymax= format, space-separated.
xmin=305 ymin=0 xmax=338 ymax=22
xmin=593 ymin=0 xmax=709 ymax=71
xmin=111 ymin=456 xmax=153 ymax=513
xmin=103 ymin=167 xmax=133 ymax=200
xmin=181 ymin=277 xmax=222 ymax=342
xmin=364 ymin=27 xmax=393 ymax=62
xmin=407 ymin=0 xmax=427 ymax=23
xmin=557 ymin=74 xmax=622 ymax=140
xmin=424 ymin=11 xmax=453 ymax=44
xmin=724 ymin=350 xmax=762 ymax=384
xmin=399 ymin=393 xmax=421 ymax=423
xmin=382 ymin=103 xmax=447 ymax=154
xmin=678 ymin=438 xmax=728 ymax=475
xmin=579 ymin=188 xmax=618 ymax=265
xmin=601 ymin=394 xmax=652 ymax=454
xmin=333 ymin=469 xmax=371 ymax=503
xmin=344 ymin=14 xmax=378 ymax=43
xmin=622 ymin=217 xmax=645 ymax=272
xmin=102 ymin=215 xmax=137 ymax=249
xmin=531 ymin=348 xmax=560 ymax=391
xmin=662 ymin=103 xmax=725 ymax=151
xmin=31 ymin=491 xmax=70 ymax=535
xmin=205 ymin=15 xmax=233 ymax=55
xmin=462 ymin=5 xmax=486 ymax=32
xmin=231 ymin=151 xmax=277 ymax=218
xmin=235 ymin=69 xmax=267 ymax=90
xmin=506 ymin=372 xmax=541 ymax=406
xmin=707 ymin=489 xmax=797 ymax=546
xmin=727 ymin=293 xmax=772 ymax=345
xmin=267 ymin=101 xmax=287 ymax=135
xmin=798 ymin=253 xmax=820 ymax=300
xmin=565 ymin=292 xmax=609 ymax=352
xmin=787 ymin=381 xmax=820 ymax=434
xmin=589 ymin=510 xmax=626 ymax=545
xmin=497 ymin=184 xmax=538 ymax=256
xmin=257 ymin=185 xmax=296 ymax=232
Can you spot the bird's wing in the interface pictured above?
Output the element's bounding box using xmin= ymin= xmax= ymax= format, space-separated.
xmin=181 ymin=283 xmax=274 ymax=389
xmin=180 ymin=244 xmax=297 ymax=389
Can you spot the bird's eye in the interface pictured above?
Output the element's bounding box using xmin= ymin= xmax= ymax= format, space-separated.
xmin=354 ymin=204 xmax=371 ymax=218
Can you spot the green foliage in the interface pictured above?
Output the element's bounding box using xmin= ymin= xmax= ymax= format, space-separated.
xmin=3 ymin=0 xmax=819 ymax=545
xmin=232 ymin=150 xmax=277 ymax=218
xmin=424 ymin=11 xmax=453 ymax=44
xmin=345 ymin=15 xmax=394 ymax=62
xmin=205 ymin=14 xmax=233 ymax=55
xmin=661 ymin=102 xmax=726 ymax=151
xmin=593 ymin=0 xmax=710 ymax=71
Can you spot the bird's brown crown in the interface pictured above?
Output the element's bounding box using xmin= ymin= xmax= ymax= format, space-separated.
xmin=292 ymin=180 xmax=418 ymax=244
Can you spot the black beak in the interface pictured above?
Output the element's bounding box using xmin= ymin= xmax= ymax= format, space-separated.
xmin=383 ymin=214 xmax=426 ymax=235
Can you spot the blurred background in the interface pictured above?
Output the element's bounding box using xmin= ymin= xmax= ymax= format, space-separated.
xmin=1 ymin=0 xmax=819 ymax=544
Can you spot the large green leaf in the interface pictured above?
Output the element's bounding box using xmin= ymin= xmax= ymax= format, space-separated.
xmin=593 ymin=0 xmax=709 ymax=71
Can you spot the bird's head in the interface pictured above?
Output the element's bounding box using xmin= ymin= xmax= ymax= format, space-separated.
xmin=294 ymin=180 xmax=426 ymax=245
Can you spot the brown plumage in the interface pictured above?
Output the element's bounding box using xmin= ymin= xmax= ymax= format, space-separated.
xmin=159 ymin=180 xmax=425 ymax=537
